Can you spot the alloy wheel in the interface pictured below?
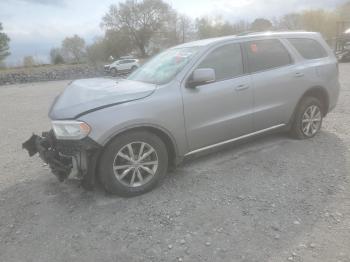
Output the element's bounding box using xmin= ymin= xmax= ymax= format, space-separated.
xmin=301 ymin=105 xmax=322 ymax=137
xmin=113 ymin=142 xmax=158 ymax=187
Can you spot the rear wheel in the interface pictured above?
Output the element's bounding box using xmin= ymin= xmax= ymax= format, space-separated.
xmin=290 ymin=96 xmax=323 ymax=139
xmin=99 ymin=131 xmax=168 ymax=197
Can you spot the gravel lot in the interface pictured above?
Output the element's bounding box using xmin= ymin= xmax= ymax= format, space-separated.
xmin=0 ymin=64 xmax=350 ymax=262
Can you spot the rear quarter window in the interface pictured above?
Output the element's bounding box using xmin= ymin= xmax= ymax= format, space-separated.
xmin=288 ymin=38 xmax=328 ymax=60
xmin=244 ymin=39 xmax=292 ymax=73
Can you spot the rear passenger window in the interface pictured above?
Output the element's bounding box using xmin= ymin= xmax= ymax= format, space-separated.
xmin=244 ymin=39 xmax=292 ymax=73
xmin=288 ymin=38 xmax=328 ymax=59
xmin=197 ymin=43 xmax=244 ymax=81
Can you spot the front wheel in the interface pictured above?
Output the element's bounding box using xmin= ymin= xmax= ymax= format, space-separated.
xmin=290 ymin=96 xmax=323 ymax=139
xmin=99 ymin=131 xmax=168 ymax=197
xmin=110 ymin=68 xmax=117 ymax=76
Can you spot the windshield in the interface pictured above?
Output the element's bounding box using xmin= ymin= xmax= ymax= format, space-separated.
xmin=128 ymin=47 xmax=200 ymax=85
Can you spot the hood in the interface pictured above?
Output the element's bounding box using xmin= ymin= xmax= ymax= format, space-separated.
xmin=49 ymin=78 xmax=156 ymax=120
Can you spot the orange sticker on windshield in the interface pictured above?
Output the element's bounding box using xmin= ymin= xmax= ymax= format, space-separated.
xmin=250 ymin=43 xmax=258 ymax=53
xmin=175 ymin=55 xmax=183 ymax=63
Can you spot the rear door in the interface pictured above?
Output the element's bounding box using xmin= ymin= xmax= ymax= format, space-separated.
xmin=243 ymin=38 xmax=304 ymax=131
xmin=182 ymin=42 xmax=254 ymax=151
xmin=287 ymin=37 xmax=338 ymax=88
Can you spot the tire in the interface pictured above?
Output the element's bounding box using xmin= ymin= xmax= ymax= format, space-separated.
xmin=99 ymin=131 xmax=168 ymax=197
xmin=290 ymin=96 xmax=323 ymax=139
xmin=110 ymin=68 xmax=117 ymax=76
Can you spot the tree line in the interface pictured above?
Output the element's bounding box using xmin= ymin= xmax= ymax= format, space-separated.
xmin=1 ymin=0 xmax=350 ymax=67
xmin=50 ymin=0 xmax=350 ymax=65
xmin=0 ymin=23 xmax=10 ymax=67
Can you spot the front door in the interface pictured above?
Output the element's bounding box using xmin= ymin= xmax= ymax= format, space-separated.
xmin=182 ymin=43 xmax=254 ymax=151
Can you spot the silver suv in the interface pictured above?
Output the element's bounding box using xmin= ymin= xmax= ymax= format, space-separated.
xmin=23 ymin=32 xmax=340 ymax=196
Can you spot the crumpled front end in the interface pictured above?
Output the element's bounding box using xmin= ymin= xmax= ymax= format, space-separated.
xmin=22 ymin=130 xmax=101 ymax=188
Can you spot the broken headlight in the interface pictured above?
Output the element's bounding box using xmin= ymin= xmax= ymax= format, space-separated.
xmin=52 ymin=120 xmax=91 ymax=140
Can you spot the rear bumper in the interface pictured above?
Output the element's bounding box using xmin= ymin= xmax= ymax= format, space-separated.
xmin=22 ymin=130 xmax=102 ymax=188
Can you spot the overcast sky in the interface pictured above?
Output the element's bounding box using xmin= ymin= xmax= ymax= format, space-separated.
xmin=0 ymin=0 xmax=346 ymax=65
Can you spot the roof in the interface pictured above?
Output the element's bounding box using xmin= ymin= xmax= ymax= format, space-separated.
xmin=174 ymin=31 xmax=321 ymax=49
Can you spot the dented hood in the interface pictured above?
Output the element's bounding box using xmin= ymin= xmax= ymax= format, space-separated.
xmin=49 ymin=78 xmax=156 ymax=119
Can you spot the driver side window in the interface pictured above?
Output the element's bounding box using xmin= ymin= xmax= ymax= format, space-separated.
xmin=197 ymin=43 xmax=244 ymax=81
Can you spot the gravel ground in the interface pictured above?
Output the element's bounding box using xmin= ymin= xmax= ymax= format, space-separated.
xmin=0 ymin=65 xmax=349 ymax=262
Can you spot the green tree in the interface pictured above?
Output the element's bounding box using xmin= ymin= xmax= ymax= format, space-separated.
xmin=86 ymin=30 xmax=134 ymax=63
xmin=50 ymin=48 xmax=64 ymax=64
xmin=86 ymin=38 xmax=107 ymax=64
xmin=251 ymin=18 xmax=273 ymax=32
xmin=102 ymin=0 xmax=171 ymax=57
xmin=61 ymin=35 xmax=86 ymax=63
xmin=0 ymin=23 xmax=10 ymax=63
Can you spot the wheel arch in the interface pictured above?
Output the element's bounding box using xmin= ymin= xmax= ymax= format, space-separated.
xmin=100 ymin=124 xmax=180 ymax=169
xmin=299 ymin=86 xmax=330 ymax=115
xmin=289 ymin=86 xmax=330 ymax=126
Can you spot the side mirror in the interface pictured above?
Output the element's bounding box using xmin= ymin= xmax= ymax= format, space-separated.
xmin=187 ymin=68 xmax=216 ymax=88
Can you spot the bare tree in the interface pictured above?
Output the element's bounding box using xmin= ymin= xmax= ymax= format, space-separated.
xmin=177 ymin=15 xmax=194 ymax=43
xmin=23 ymin=56 xmax=35 ymax=67
xmin=153 ymin=12 xmax=194 ymax=50
xmin=232 ymin=20 xmax=251 ymax=34
xmin=337 ymin=1 xmax=350 ymax=21
xmin=278 ymin=13 xmax=303 ymax=30
xmin=301 ymin=9 xmax=338 ymax=41
xmin=102 ymin=0 xmax=171 ymax=57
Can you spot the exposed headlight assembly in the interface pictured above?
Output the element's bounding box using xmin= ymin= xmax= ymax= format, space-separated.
xmin=52 ymin=121 xmax=91 ymax=140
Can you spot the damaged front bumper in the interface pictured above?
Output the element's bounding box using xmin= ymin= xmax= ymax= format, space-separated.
xmin=22 ymin=130 xmax=101 ymax=188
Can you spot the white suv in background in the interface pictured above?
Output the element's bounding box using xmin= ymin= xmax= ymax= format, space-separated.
xmin=105 ymin=58 xmax=140 ymax=75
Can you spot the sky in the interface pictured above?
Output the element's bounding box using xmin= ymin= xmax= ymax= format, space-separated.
xmin=0 ymin=0 xmax=346 ymax=65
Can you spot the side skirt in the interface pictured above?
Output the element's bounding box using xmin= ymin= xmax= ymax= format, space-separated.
xmin=184 ymin=124 xmax=286 ymax=157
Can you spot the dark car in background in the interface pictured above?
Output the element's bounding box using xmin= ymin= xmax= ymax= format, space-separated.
xmin=335 ymin=28 xmax=350 ymax=62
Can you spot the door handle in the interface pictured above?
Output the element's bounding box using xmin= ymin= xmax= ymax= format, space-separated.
xmin=235 ymin=84 xmax=250 ymax=91
xmin=294 ymin=72 xmax=304 ymax=77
